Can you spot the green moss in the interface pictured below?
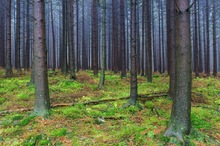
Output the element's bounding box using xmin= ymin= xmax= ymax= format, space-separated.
xmin=0 ymin=96 xmax=7 ymax=104
xmin=61 ymin=105 xmax=86 ymax=119
xmin=17 ymin=92 xmax=29 ymax=100
xmin=17 ymin=116 xmax=35 ymax=126
xmin=50 ymin=128 xmax=67 ymax=137
xmin=191 ymin=112 xmax=211 ymax=130
xmin=12 ymin=114 xmax=24 ymax=121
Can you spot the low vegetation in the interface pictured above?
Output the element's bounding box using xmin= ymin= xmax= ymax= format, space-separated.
xmin=0 ymin=69 xmax=219 ymax=145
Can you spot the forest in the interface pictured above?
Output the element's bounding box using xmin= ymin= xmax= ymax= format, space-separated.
xmin=0 ymin=0 xmax=220 ymax=145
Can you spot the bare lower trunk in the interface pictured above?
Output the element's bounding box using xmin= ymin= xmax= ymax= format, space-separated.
xmin=33 ymin=0 xmax=50 ymax=117
xmin=165 ymin=0 xmax=192 ymax=141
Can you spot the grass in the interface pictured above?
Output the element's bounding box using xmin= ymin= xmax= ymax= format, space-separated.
xmin=0 ymin=69 xmax=220 ymax=145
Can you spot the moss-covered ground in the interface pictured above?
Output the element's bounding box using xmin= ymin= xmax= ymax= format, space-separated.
xmin=0 ymin=69 xmax=219 ymax=145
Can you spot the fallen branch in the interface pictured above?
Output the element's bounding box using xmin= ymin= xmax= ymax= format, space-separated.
xmin=0 ymin=93 xmax=168 ymax=116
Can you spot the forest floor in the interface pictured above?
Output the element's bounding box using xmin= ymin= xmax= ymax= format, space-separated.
xmin=0 ymin=69 xmax=220 ymax=146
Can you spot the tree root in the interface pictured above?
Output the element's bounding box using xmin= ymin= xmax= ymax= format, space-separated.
xmin=0 ymin=92 xmax=168 ymax=116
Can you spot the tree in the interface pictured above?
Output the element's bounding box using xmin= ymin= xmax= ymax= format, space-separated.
xmin=194 ymin=0 xmax=199 ymax=77
xmin=167 ymin=0 xmax=175 ymax=99
xmin=212 ymin=0 xmax=217 ymax=77
xmin=125 ymin=0 xmax=139 ymax=107
xmin=69 ymin=0 xmax=76 ymax=80
xmin=164 ymin=0 xmax=192 ymax=141
xmin=120 ymin=0 xmax=126 ymax=78
xmin=5 ymin=0 xmax=13 ymax=77
xmin=92 ymin=0 xmax=99 ymax=76
xmin=33 ymin=0 xmax=50 ymax=117
xmin=61 ymin=0 xmax=67 ymax=75
xmin=0 ymin=1 xmax=5 ymax=68
xmin=24 ymin=0 xmax=30 ymax=71
xmin=145 ymin=0 xmax=152 ymax=82
xmin=50 ymin=0 xmax=56 ymax=71
xmin=112 ymin=0 xmax=118 ymax=73
xmin=205 ymin=0 xmax=210 ymax=75
xmin=98 ymin=0 xmax=107 ymax=89
xmin=15 ymin=0 xmax=21 ymax=73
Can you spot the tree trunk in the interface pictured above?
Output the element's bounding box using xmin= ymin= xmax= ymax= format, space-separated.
xmin=6 ymin=0 xmax=13 ymax=77
xmin=164 ymin=0 xmax=192 ymax=141
xmin=81 ymin=0 xmax=87 ymax=70
xmin=33 ymin=0 xmax=50 ymax=117
xmin=62 ymin=0 xmax=67 ymax=75
xmin=194 ymin=0 xmax=199 ymax=77
xmin=120 ymin=0 xmax=126 ymax=78
xmin=212 ymin=0 xmax=217 ymax=77
xmin=205 ymin=0 xmax=210 ymax=75
xmin=0 ymin=1 xmax=5 ymax=68
xmin=167 ymin=0 xmax=175 ymax=99
xmin=76 ymin=0 xmax=80 ymax=71
xmin=69 ymin=0 xmax=76 ymax=80
xmin=24 ymin=0 xmax=30 ymax=71
xmin=92 ymin=0 xmax=98 ymax=76
xmin=50 ymin=0 xmax=56 ymax=71
xmin=145 ymin=0 xmax=152 ymax=82
xmin=98 ymin=0 xmax=106 ymax=89
xmin=112 ymin=0 xmax=119 ymax=73
xmin=198 ymin=0 xmax=203 ymax=73
xmin=127 ymin=0 xmax=138 ymax=105
xmin=141 ymin=0 xmax=145 ymax=76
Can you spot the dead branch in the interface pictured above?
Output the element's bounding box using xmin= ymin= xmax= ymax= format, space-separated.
xmin=0 ymin=93 xmax=168 ymax=116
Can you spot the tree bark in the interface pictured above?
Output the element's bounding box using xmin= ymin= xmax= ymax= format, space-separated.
xmin=145 ymin=0 xmax=152 ymax=82
xmin=98 ymin=0 xmax=107 ymax=89
xmin=120 ymin=0 xmax=126 ymax=78
xmin=194 ymin=0 xmax=199 ymax=77
xmin=92 ymin=0 xmax=99 ymax=76
xmin=5 ymin=0 xmax=13 ymax=77
xmin=167 ymin=0 xmax=175 ymax=99
xmin=0 ymin=1 xmax=5 ymax=68
xmin=33 ymin=0 xmax=50 ymax=117
xmin=212 ymin=0 xmax=217 ymax=77
xmin=69 ymin=0 xmax=76 ymax=80
xmin=50 ymin=0 xmax=56 ymax=71
xmin=127 ymin=0 xmax=138 ymax=105
xmin=164 ymin=0 xmax=192 ymax=141
xmin=205 ymin=0 xmax=210 ymax=75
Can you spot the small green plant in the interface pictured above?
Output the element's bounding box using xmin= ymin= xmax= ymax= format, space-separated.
xmin=17 ymin=116 xmax=35 ymax=126
xmin=0 ymin=96 xmax=7 ymax=104
xmin=50 ymin=128 xmax=67 ymax=137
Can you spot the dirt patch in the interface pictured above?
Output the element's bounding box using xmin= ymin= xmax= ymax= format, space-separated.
xmin=76 ymin=70 xmax=97 ymax=84
xmin=192 ymin=94 xmax=207 ymax=104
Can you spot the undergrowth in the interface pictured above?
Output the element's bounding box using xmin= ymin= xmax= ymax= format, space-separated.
xmin=0 ymin=69 xmax=219 ymax=145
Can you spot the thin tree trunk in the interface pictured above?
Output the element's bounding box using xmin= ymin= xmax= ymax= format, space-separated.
xmin=167 ymin=0 xmax=175 ymax=99
xmin=98 ymin=0 xmax=106 ymax=89
xmin=194 ymin=0 xmax=199 ymax=77
xmin=145 ymin=0 xmax=152 ymax=82
xmin=198 ymin=0 xmax=203 ymax=73
xmin=6 ymin=0 xmax=13 ymax=77
xmin=120 ymin=0 xmax=126 ymax=78
xmin=126 ymin=0 xmax=138 ymax=106
xmin=50 ymin=0 xmax=56 ymax=71
xmin=92 ymin=0 xmax=98 ymax=76
xmin=25 ymin=0 xmax=30 ymax=71
xmin=69 ymin=0 xmax=76 ymax=80
xmin=15 ymin=0 xmax=21 ymax=73
xmin=205 ymin=0 xmax=210 ymax=75
xmin=0 ymin=1 xmax=5 ymax=68
xmin=112 ymin=0 xmax=119 ymax=73
xmin=212 ymin=0 xmax=217 ymax=77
